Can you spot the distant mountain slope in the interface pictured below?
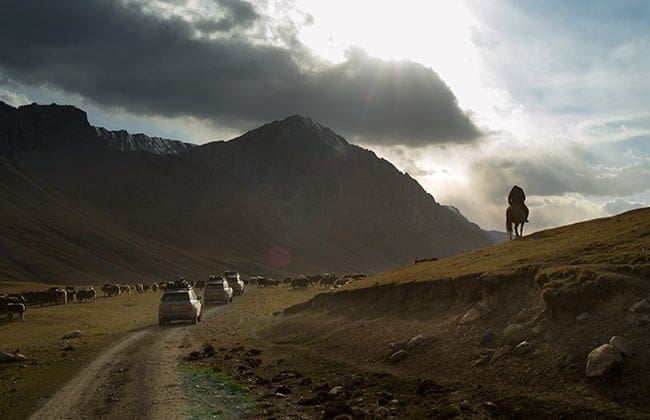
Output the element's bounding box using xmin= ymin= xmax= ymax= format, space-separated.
xmin=94 ymin=127 xmax=196 ymax=155
xmin=0 ymin=101 xmax=498 ymax=284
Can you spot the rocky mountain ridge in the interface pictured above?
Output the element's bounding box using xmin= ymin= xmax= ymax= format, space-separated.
xmin=0 ymin=101 xmax=499 ymax=284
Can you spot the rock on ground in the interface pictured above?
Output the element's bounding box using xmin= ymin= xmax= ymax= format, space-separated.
xmin=502 ymin=324 xmax=531 ymax=345
xmin=586 ymin=344 xmax=622 ymax=377
xmin=389 ymin=350 xmax=409 ymax=363
xmin=460 ymin=308 xmax=481 ymax=324
xmin=609 ymin=336 xmax=632 ymax=357
xmin=629 ymin=299 xmax=650 ymax=313
xmin=514 ymin=341 xmax=533 ymax=355
xmin=516 ymin=306 xmax=543 ymax=323
xmin=62 ymin=330 xmax=84 ymax=339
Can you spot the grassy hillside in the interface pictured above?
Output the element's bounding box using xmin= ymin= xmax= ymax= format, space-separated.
xmin=356 ymin=207 xmax=649 ymax=287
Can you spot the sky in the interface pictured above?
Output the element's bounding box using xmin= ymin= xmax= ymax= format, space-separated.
xmin=0 ymin=0 xmax=648 ymax=232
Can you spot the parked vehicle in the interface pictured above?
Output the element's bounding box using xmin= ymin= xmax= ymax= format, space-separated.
xmin=204 ymin=276 xmax=233 ymax=304
xmin=158 ymin=287 xmax=202 ymax=325
xmin=224 ymin=271 xmax=245 ymax=296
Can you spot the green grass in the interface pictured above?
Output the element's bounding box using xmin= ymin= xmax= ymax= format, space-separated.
xmin=0 ymin=281 xmax=162 ymax=420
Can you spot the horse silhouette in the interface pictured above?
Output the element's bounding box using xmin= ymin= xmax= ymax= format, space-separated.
xmin=506 ymin=204 xmax=526 ymax=240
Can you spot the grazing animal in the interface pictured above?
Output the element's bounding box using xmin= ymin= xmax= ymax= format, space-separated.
xmin=135 ymin=284 xmax=144 ymax=294
xmin=77 ymin=288 xmax=96 ymax=302
xmin=6 ymin=303 xmax=26 ymax=320
xmin=65 ymin=287 xmax=77 ymax=303
xmin=151 ymin=283 xmax=159 ymax=292
xmin=506 ymin=204 xmax=527 ymax=240
xmin=290 ymin=277 xmax=310 ymax=289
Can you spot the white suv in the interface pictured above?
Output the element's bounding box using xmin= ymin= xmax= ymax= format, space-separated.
xmin=224 ymin=271 xmax=245 ymax=296
xmin=159 ymin=288 xmax=202 ymax=325
xmin=204 ymin=277 xmax=233 ymax=304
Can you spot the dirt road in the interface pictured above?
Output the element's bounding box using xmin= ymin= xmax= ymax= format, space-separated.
xmin=30 ymin=305 xmax=224 ymax=420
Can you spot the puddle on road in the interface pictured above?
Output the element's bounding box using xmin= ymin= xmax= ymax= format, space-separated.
xmin=180 ymin=366 xmax=257 ymax=419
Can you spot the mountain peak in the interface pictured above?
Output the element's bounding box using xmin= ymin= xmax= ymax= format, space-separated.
xmin=251 ymin=114 xmax=350 ymax=155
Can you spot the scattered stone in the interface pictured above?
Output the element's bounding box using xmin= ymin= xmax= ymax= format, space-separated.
xmin=576 ymin=312 xmax=590 ymax=323
xmin=19 ymin=364 xmax=27 ymax=369
xmin=275 ymin=385 xmax=291 ymax=395
xmin=388 ymin=350 xmax=409 ymax=363
xmin=313 ymin=382 xmax=329 ymax=391
xmin=189 ymin=351 xmax=200 ymax=359
xmin=516 ymin=306 xmax=542 ymax=323
xmin=62 ymin=342 xmax=75 ymax=352
xmin=299 ymin=377 xmax=312 ymax=386
xmin=229 ymin=346 xmax=244 ymax=353
xmin=329 ymin=386 xmax=346 ymax=398
xmin=460 ymin=308 xmax=481 ymax=324
xmin=248 ymin=348 xmax=262 ymax=356
xmin=203 ymin=344 xmax=215 ymax=355
xmin=297 ymin=396 xmax=320 ymax=406
xmin=629 ymin=299 xmax=650 ymax=314
xmin=609 ymin=336 xmax=632 ymax=357
xmin=255 ymin=377 xmax=270 ymax=385
xmin=62 ymin=330 xmax=83 ymax=339
xmin=586 ymin=344 xmax=622 ymax=377
xmin=379 ymin=391 xmax=393 ymax=400
xmin=272 ymin=311 xmax=282 ymax=316
xmin=459 ymin=399 xmax=472 ymax=411
xmin=351 ymin=406 xmax=367 ymax=418
xmin=502 ymin=324 xmax=531 ymax=345
xmin=324 ymin=400 xmax=353 ymax=418
xmin=514 ymin=341 xmax=533 ymax=355
xmin=275 ymin=392 xmax=287 ymax=398
xmin=480 ymin=329 xmax=498 ymax=347
xmin=13 ymin=353 xmax=26 ymax=362
xmin=407 ymin=334 xmax=428 ymax=349
xmin=373 ymin=406 xmax=391 ymax=418
xmin=330 ymin=375 xmax=356 ymax=390
xmin=351 ymin=389 xmax=364 ymax=399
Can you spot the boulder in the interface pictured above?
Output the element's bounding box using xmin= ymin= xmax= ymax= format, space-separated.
xmin=408 ymin=334 xmax=428 ymax=349
xmin=609 ymin=336 xmax=632 ymax=357
xmin=460 ymin=308 xmax=481 ymax=324
xmin=329 ymin=386 xmax=345 ymax=398
xmin=388 ymin=350 xmax=409 ymax=363
xmin=514 ymin=341 xmax=533 ymax=355
xmin=629 ymin=299 xmax=650 ymax=314
xmin=330 ymin=375 xmax=356 ymax=390
xmin=62 ymin=330 xmax=84 ymax=339
xmin=13 ymin=353 xmax=26 ymax=362
xmin=586 ymin=344 xmax=622 ymax=377
xmin=516 ymin=306 xmax=543 ymax=323
xmin=502 ymin=324 xmax=530 ymax=345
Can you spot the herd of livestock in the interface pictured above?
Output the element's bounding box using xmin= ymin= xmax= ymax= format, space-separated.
xmin=0 ymin=272 xmax=369 ymax=322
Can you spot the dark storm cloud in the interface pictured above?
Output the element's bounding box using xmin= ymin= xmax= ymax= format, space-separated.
xmin=0 ymin=0 xmax=480 ymax=146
